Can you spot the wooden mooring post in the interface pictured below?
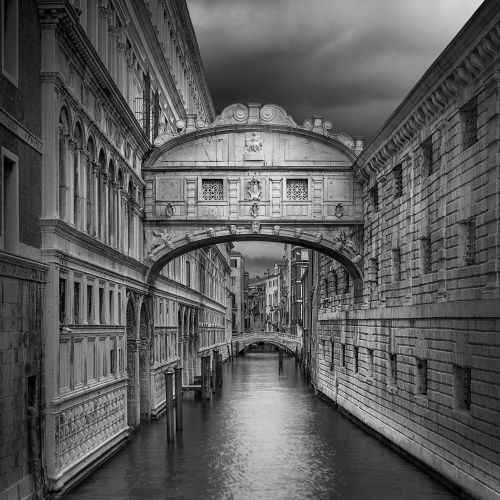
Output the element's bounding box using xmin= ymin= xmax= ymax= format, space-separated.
xmin=279 ymin=348 xmax=284 ymax=373
xmin=212 ymin=349 xmax=219 ymax=393
xmin=164 ymin=369 xmax=175 ymax=442
xmin=201 ymin=354 xmax=211 ymax=400
xmin=174 ymin=366 xmax=183 ymax=431
xmin=217 ymin=351 xmax=223 ymax=387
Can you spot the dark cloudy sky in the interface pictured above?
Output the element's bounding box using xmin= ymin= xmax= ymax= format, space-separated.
xmin=187 ymin=0 xmax=483 ymax=140
xmin=186 ymin=0 xmax=483 ymax=275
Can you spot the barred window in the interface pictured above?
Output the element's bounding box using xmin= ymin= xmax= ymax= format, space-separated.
xmin=421 ymin=235 xmax=432 ymax=273
xmin=416 ymin=358 xmax=428 ymax=395
xmin=421 ymin=133 xmax=441 ymax=176
xmin=392 ymin=249 xmax=401 ymax=281
xmin=393 ymin=163 xmax=403 ymax=198
xmin=453 ymin=365 xmax=471 ymax=410
xmin=462 ymin=98 xmax=478 ymax=150
xmin=464 ymin=218 xmax=476 ymax=265
xmin=286 ymin=179 xmax=308 ymax=200
xmin=202 ymin=179 xmax=224 ymax=201
xmin=370 ymin=184 xmax=379 ymax=211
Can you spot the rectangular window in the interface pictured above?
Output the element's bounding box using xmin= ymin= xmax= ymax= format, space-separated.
xmin=231 ymin=259 xmax=238 ymax=268
xmin=464 ymin=218 xmax=476 ymax=265
xmin=0 ymin=149 xmax=19 ymax=252
xmin=388 ymin=353 xmax=397 ymax=385
xmin=422 ymin=235 xmax=432 ymax=274
xmin=462 ymin=97 xmax=478 ymax=150
xmin=186 ymin=260 xmax=191 ymax=287
xmin=59 ymin=277 xmax=67 ymax=324
xmin=202 ymin=179 xmax=224 ymax=201
xmin=453 ymin=365 xmax=471 ymax=410
xmin=341 ymin=343 xmax=346 ymax=367
xmin=371 ymin=258 xmax=379 ymax=286
xmin=1 ymin=0 xmax=19 ymax=84
xmin=367 ymin=349 xmax=374 ymax=378
xmin=370 ymin=184 xmax=379 ymax=212
xmin=344 ymin=270 xmax=350 ymax=294
xmin=354 ymin=346 xmax=359 ymax=373
xmin=118 ymin=291 xmax=122 ymax=325
xmin=87 ymin=284 xmax=94 ymax=323
xmin=416 ymin=358 xmax=428 ymax=395
xmin=422 ymin=133 xmax=441 ymax=176
xmin=286 ymin=179 xmax=308 ymax=201
xmin=231 ymin=276 xmax=236 ymax=285
xmin=109 ymin=290 xmax=114 ymax=324
xmin=393 ymin=163 xmax=403 ymax=199
xmin=74 ymin=282 xmax=80 ymax=324
xmin=330 ymin=339 xmax=334 ymax=371
xmin=99 ymin=286 xmax=105 ymax=324
xmin=392 ymin=249 xmax=401 ymax=281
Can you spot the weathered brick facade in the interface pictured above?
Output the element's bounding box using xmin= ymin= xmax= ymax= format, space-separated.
xmin=311 ymin=2 xmax=500 ymax=498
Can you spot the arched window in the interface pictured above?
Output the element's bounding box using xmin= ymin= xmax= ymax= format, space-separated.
xmin=86 ymin=136 xmax=96 ymax=235
xmin=108 ymin=159 xmax=116 ymax=248
xmin=58 ymin=108 xmax=70 ymax=220
xmin=117 ymin=169 xmax=123 ymax=251
xmin=73 ymin=122 xmax=84 ymax=228
xmin=97 ymin=149 xmax=106 ymax=240
xmin=128 ymin=179 xmax=134 ymax=257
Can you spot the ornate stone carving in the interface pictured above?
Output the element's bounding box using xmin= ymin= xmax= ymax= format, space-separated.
xmin=164 ymin=203 xmax=174 ymax=218
xmin=334 ymin=203 xmax=344 ymax=218
xmin=247 ymin=175 xmax=262 ymax=200
xmin=250 ymin=202 xmax=260 ymax=218
xmin=151 ymin=230 xmax=174 ymax=251
xmin=245 ymin=132 xmax=263 ymax=154
xmin=229 ymin=225 xmax=237 ymax=235
xmin=251 ymin=222 xmax=260 ymax=234
xmin=294 ymin=228 xmax=303 ymax=239
xmin=273 ymin=225 xmax=281 ymax=236
xmin=206 ymin=227 xmax=216 ymax=238
xmin=315 ymin=233 xmax=323 ymax=243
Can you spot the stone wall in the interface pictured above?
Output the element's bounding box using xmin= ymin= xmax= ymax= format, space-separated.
xmin=0 ymin=254 xmax=46 ymax=500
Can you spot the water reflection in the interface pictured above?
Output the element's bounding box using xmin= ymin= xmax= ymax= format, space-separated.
xmin=65 ymin=353 xmax=459 ymax=500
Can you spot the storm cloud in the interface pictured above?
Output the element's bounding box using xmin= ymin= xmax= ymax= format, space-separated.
xmin=187 ymin=0 xmax=483 ymax=140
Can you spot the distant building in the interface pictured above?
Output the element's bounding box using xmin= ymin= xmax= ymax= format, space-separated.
xmin=248 ymin=276 xmax=266 ymax=331
xmin=229 ymin=251 xmax=246 ymax=335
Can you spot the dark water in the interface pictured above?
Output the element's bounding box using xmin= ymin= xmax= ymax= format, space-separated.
xmin=65 ymin=354 xmax=460 ymax=500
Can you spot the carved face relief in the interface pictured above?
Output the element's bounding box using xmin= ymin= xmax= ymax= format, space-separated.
xmin=207 ymin=227 xmax=216 ymax=238
xmin=185 ymin=232 xmax=194 ymax=242
xmin=315 ymin=232 xmax=323 ymax=243
xmin=229 ymin=225 xmax=237 ymax=235
xmin=294 ymin=228 xmax=303 ymax=239
xmin=273 ymin=225 xmax=281 ymax=236
xmin=251 ymin=222 xmax=260 ymax=234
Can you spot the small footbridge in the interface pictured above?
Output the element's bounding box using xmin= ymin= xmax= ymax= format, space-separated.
xmin=232 ymin=331 xmax=301 ymax=356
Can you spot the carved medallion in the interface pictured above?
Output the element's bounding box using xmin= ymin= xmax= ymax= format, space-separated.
xmin=273 ymin=225 xmax=281 ymax=236
xmin=251 ymin=222 xmax=260 ymax=234
xmin=245 ymin=132 xmax=263 ymax=154
xmin=165 ymin=203 xmax=174 ymax=218
xmin=334 ymin=203 xmax=344 ymax=218
xmin=250 ymin=202 xmax=260 ymax=218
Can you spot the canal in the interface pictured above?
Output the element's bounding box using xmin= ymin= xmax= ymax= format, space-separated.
xmin=65 ymin=353 xmax=461 ymax=500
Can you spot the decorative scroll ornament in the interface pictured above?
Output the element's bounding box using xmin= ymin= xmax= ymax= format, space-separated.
xmin=334 ymin=203 xmax=344 ymax=218
xmin=250 ymin=202 xmax=260 ymax=218
xmin=247 ymin=175 xmax=262 ymax=201
xmin=273 ymin=225 xmax=281 ymax=236
xmin=206 ymin=227 xmax=216 ymax=238
xmin=229 ymin=225 xmax=237 ymax=235
xmin=185 ymin=232 xmax=194 ymax=243
xmin=294 ymin=227 xmax=303 ymax=239
xmin=245 ymin=132 xmax=263 ymax=154
xmin=251 ymin=222 xmax=260 ymax=234
xmin=315 ymin=232 xmax=323 ymax=243
xmin=165 ymin=203 xmax=174 ymax=218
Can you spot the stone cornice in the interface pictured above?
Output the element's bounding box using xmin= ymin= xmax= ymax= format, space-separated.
xmin=353 ymin=0 xmax=500 ymax=184
xmin=37 ymin=1 xmax=150 ymax=153
xmin=0 ymin=251 xmax=47 ymax=282
xmin=40 ymin=218 xmax=147 ymax=274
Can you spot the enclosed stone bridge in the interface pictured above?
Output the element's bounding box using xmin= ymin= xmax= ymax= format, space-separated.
xmin=142 ymin=103 xmax=365 ymax=291
xmin=232 ymin=331 xmax=301 ymax=356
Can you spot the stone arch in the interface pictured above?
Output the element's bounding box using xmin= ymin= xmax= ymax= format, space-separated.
xmin=145 ymin=226 xmax=364 ymax=298
xmin=138 ymin=300 xmax=151 ymax=421
xmin=237 ymin=339 xmax=297 ymax=357
xmin=126 ymin=297 xmax=139 ymax=427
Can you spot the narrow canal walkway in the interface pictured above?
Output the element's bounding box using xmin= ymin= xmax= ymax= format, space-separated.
xmin=65 ymin=353 xmax=460 ymax=500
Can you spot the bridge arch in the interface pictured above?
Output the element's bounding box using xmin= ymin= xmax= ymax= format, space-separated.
xmin=236 ymin=338 xmax=298 ymax=357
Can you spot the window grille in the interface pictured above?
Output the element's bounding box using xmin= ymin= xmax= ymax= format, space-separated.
xmin=454 ymin=365 xmax=471 ymax=410
xmin=393 ymin=164 xmax=403 ymax=198
xmin=464 ymin=218 xmax=476 ymax=265
xmin=422 ymin=133 xmax=441 ymax=175
xmin=367 ymin=349 xmax=374 ymax=378
xmin=202 ymin=179 xmax=224 ymax=201
xmin=416 ymin=358 xmax=428 ymax=395
xmin=330 ymin=339 xmax=335 ymax=371
xmin=392 ymin=249 xmax=401 ymax=281
xmin=286 ymin=179 xmax=308 ymax=200
xmin=389 ymin=353 xmax=397 ymax=384
xmin=462 ymin=98 xmax=478 ymax=150
xmin=59 ymin=277 xmax=67 ymax=324
xmin=370 ymin=184 xmax=379 ymax=211
xmin=74 ymin=282 xmax=80 ymax=324
xmin=354 ymin=346 xmax=359 ymax=373
xmin=422 ymin=235 xmax=432 ymax=273
xmin=341 ymin=343 xmax=346 ymax=367
xmin=371 ymin=258 xmax=379 ymax=286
